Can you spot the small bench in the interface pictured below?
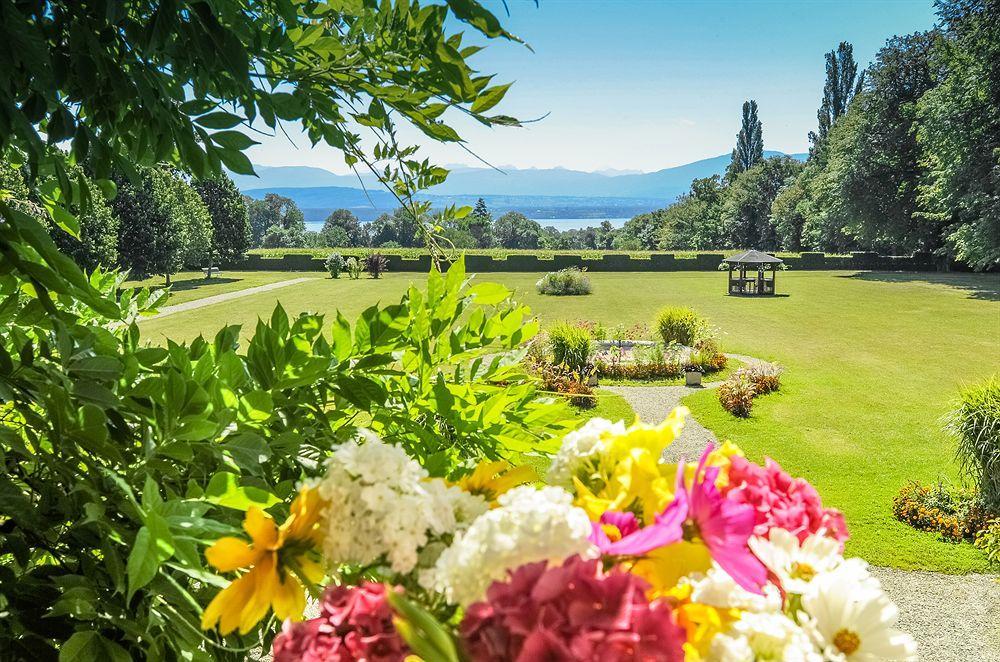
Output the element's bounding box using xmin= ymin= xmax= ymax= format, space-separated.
xmin=202 ymin=266 xmax=222 ymax=279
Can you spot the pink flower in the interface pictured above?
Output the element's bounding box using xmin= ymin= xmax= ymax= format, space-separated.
xmin=461 ymin=555 xmax=685 ymax=662
xmin=660 ymin=446 xmax=769 ymax=594
xmin=588 ymin=510 xmax=683 ymax=556
xmin=272 ymin=582 xmax=409 ymax=662
xmin=723 ymin=456 xmax=849 ymax=544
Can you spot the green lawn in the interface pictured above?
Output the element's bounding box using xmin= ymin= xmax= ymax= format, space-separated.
xmin=127 ymin=270 xmax=317 ymax=306
xmin=139 ymin=270 xmax=1000 ymax=572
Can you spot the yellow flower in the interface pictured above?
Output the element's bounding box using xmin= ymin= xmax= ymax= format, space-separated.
xmin=201 ymin=488 xmax=326 ymax=635
xmin=457 ymin=460 xmax=536 ymax=506
xmin=630 ymin=540 xmax=713 ymax=598
xmin=663 ymin=583 xmax=741 ymax=660
xmin=677 ymin=440 xmax=745 ymax=490
xmin=573 ymin=408 xmax=688 ymax=524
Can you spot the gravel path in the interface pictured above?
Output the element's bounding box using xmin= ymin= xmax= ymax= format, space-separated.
xmin=610 ymin=377 xmax=1000 ymax=662
xmin=140 ymin=277 xmax=316 ymax=320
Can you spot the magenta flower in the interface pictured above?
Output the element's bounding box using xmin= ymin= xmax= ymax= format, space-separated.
xmin=272 ymin=582 xmax=409 ymax=662
xmin=660 ymin=445 xmax=768 ymax=594
xmin=588 ymin=509 xmax=684 ymax=556
xmin=461 ymin=555 xmax=685 ymax=662
xmin=724 ymin=456 xmax=849 ymax=545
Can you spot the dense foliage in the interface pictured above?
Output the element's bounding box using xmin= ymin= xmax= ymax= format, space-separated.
xmin=617 ymin=0 xmax=998 ymax=269
xmin=193 ymin=173 xmax=252 ymax=266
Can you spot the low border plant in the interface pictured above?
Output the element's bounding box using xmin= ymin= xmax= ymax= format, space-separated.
xmin=535 ymin=267 xmax=592 ymax=296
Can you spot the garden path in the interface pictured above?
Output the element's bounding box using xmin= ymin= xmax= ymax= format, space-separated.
xmin=140 ymin=276 xmax=316 ymax=320
xmin=607 ymin=381 xmax=1000 ymax=662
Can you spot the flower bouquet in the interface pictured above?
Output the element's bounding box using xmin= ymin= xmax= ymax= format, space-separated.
xmin=200 ymin=410 xmax=916 ymax=661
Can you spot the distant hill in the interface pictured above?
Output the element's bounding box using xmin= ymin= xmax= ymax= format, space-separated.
xmin=236 ymin=151 xmax=807 ymax=219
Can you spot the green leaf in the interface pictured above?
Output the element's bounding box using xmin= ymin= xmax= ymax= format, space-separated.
xmin=210 ymin=130 xmax=256 ymax=150
xmin=195 ymin=111 xmax=244 ymax=129
xmin=240 ymin=390 xmax=273 ymax=422
xmin=467 ymin=282 xmax=511 ymax=306
xmin=46 ymin=200 xmax=81 ymax=238
xmin=126 ymin=512 xmax=175 ymax=600
xmin=471 ymin=82 xmax=512 ymax=114
xmin=204 ymin=472 xmax=279 ymax=510
xmin=59 ymin=631 xmax=101 ymax=662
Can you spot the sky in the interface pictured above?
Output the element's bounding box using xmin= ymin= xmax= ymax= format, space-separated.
xmin=246 ymin=0 xmax=939 ymax=175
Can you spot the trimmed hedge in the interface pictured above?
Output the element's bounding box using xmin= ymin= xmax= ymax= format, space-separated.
xmin=227 ymin=250 xmax=947 ymax=272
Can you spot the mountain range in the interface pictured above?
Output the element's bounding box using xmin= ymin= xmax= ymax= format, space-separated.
xmin=235 ymin=151 xmax=807 ymax=222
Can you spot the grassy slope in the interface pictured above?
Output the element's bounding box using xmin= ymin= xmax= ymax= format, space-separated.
xmin=126 ymin=271 xmax=316 ymax=306
xmin=140 ymin=270 xmax=1000 ymax=572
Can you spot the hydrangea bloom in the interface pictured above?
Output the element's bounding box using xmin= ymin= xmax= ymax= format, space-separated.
xmin=272 ymin=582 xmax=408 ymax=662
xmin=546 ymin=417 xmax=626 ymax=487
xmin=461 ymin=555 xmax=686 ymax=661
xmin=724 ymin=456 xmax=849 ymax=544
xmin=316 ymin=431 xmax=487 ymax=575
xmin=428 ymin=486 xmax=594 ymax=606
xmin=709 ymin=612 xmax=821 ymax=662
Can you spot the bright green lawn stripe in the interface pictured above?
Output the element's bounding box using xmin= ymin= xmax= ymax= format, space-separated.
xmin=140 ymin=270 xmax=1000 ymax=572
xmin=126 ymin=270 xmax=314 ymax=306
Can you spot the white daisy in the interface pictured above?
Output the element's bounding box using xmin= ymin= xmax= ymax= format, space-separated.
xmin=800 ymin=566 xmax=917 ymax=661
xmin=749 ymin=529 xmax=861 ymax=595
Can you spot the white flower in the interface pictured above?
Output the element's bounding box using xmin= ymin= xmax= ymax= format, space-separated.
xmin=709 ymin=612 xmax=821 ymax=662
xmin=546 ymin=417 xmax=626 ymax=487
xmin=800 ymin=565 xmax=917 ymax=661
xmin=687 ymin=563 xmax=783 ymax=613
xmin=316 ymin=431 xmax=487 ymax=576
xmin=427 ymin=485 xmax=594 ymax=606
xmin=750 ymin=529 xmax=858 ymax=595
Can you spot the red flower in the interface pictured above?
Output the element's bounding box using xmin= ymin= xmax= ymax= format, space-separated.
xmin=461 ymin=556 xmax=685 ymax=662
xmin=724 ymin=456 xmax=849 ymax=544
xmin=272 ymin=582 xmax=408 ymax=662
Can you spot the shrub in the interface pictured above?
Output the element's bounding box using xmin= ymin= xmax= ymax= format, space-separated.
xmin=654 ymin=306 xmax=701 ymax=345
xmin=594 ymin=359 xmax=681 ymax=381
xmin=946 ymin=376 xmax=1000 ymax=512
xmin=573 ymin=319 xmax=607 ymax=340
xmin=693 ymin=328 xmax=720 ymax=357
xmin=975 ymin=520 xmax=1000 ymax=564
xmin=703 ymin=351 xmax=729 ymax=373
xmin=346 ymin=256 xmax=362 ymax=279
xmin=739 ymin=361 xmax=783 ymax=393
xmin=325 ymin=252 xmax=345 ymax=278
xmin=719 ymin=373 xmax=756 ymax=417
xmin=365 ymin=252 xmax=389 ymax=278
xmin=892 ymin=481 xmax=994 ymax=541
xmin=534 ymin=361 xmax=595 ymax=409
xmin=549 ymin=322 xmax=593 ymax=373
xmin=536 ymin=267 xmax=592 ymax=296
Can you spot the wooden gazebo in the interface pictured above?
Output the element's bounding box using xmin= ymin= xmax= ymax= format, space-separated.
xmin=723 ymin=250 xmax=783 ymax=296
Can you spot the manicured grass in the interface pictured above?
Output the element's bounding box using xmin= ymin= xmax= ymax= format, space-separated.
xmin=127 ymin=270 xmax=317 ymax=306
xmin=579 ymin=389 xmax=637 ymax=425
xmin=139 ymin=270 xmax=1000 ymax=572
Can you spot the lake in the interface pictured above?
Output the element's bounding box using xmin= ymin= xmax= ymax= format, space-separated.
xmin=304 ymin=217 xmax=630 ymax=233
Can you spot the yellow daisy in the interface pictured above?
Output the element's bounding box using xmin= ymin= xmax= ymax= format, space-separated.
xmin=201 ymin=487 xmax=326 ymax=635
xmin=457 ymin=459 xmax=536 ymax=506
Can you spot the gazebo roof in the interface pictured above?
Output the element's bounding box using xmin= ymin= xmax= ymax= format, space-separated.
xmin=723 ymin=249 xmax=784 ymax=265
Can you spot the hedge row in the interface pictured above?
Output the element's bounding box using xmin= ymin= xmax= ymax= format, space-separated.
xmin=227 ymin=251 xmax=944 ymax=272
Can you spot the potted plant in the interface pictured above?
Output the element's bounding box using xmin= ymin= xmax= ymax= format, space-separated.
xmin=683 ymin=361 xmax=704 ymax=387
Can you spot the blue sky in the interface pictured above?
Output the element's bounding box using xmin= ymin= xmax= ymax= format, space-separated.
xmin=247 ymin=0 xmax=938 ymax=174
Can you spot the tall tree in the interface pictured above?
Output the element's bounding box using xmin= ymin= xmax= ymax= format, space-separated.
xmin=193 ymin=172 xmax=251 ymax=266
xmin=463 ymin=197 xmax=493 ymax=248
xmin=115 ymin=167 xmax=212 ymax=284
xmin=720 ymin=156 xmax=804 ymax=250
xmin=320 ymin=209 xmax=364 ymax=247
xmin=491 ymin=212 xmax=543 ymax=249
xmin=727 ymin=101 xmax=764 ymax=181
xmin=248 ymin=193 xmax=307 ymax=248
xmin=810 ymin=42 xmax=862 ymax=147
xmin=917 ymin=0 xmax=1000 ymax=269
